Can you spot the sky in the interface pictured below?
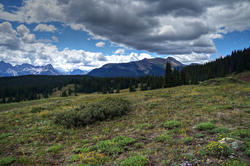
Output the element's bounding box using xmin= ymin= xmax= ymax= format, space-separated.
xmin=0 ymin=0 xmax=250 ymax=72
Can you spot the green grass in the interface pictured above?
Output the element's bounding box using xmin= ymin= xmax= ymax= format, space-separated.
xmin=120 ymin=154 xmax=149 ymax=166
xmin=204 ymin=141 xmax=233 ymax=157
xmin=163 ymin=120 xmax=181 ymax=129
xmin=46 ymin=144 xmax=63 ymax=153
xmin=155 ymin=133 xmax=171 ymax=143
xmin=0 ymin=156 xmax=15 ymax=165
xmin=0 ymin=133 xmax=13 ymax=139
xmin=0 ymin=75 xmax=249 ymax=165
xmin=95 ymin=136 xmax=135 ymax=156
xmin=196 ymin=122 xmax=215 ymax=131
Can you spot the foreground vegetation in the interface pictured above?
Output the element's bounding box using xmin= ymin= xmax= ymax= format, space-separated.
xmin=0 ymin=74 xmax=249 ymax=165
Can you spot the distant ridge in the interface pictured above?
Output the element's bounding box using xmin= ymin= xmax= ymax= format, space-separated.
xmin=88 ymin=57 xmax=185 ymax=77
xmin=0 ymin=61 xmax=60 ymax=77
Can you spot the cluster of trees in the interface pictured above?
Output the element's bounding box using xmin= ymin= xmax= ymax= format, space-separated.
xmin=0 ymin=75 xmax=82 ymax=103
xmin=164 ymin=47 xmax=250 ymax=87
xmin=0 ymin=47 xmax=249 ymax=103
xmin=75 ymin=76 xmax=164 ymax=94
xmin=0 ymin=75 xmax=164 ymax=103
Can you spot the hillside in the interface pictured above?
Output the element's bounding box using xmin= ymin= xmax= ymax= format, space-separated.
xmin=88 ymin=57 xmax=185 ymax=77
xmin=0 ymin=74 xmax=249 ymax=165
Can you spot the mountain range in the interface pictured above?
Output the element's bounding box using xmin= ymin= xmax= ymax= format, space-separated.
xmin=0 ymin=61 xmax=60 ymax=77
xmin=88 ymin=57 xmax=185 ymax=77
xmin=0 ymin=57 xmax=186 ymax=77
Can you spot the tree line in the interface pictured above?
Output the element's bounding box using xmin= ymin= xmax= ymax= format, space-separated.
xmin=0 ymin=47 xmax=249 ymax=103
xmin=164 ymin=47 xmax=250 ymax=87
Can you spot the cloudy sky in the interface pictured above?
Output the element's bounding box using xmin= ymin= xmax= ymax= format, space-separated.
xmin=0 ymin=0 xmax=250 ymax=72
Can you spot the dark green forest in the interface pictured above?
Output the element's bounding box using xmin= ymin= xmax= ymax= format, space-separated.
xmin=0 ymin=47 xmax=249 ymax=103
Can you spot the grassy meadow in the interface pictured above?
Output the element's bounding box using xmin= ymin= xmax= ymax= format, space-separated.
xmin=0 ymin=74 xmax=249 ymax=165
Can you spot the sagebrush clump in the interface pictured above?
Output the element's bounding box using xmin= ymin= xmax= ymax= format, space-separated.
xmin=55 ymin=97 xmax=131 ymax=127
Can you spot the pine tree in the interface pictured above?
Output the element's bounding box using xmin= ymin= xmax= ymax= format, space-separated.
xmin=129 ymin=81 xmax=136 ymax=92
xmin=165 ymin=62 xmax=173 ymax=87
xmin=116 ymin=85 xmax=120 ymax=93
xmin=61 ymin=90 xmax=68 ymax=97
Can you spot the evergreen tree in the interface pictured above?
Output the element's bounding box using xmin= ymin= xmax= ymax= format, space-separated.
xmin=68 ymin=89 xmax=72 ymax=96
xmin=116 ymin=85 xmax=120 ymax=93
xmin=61 ymin=90 xmax=68 ymax=97
xmin=165 ymin=62 xmax=173 ymax=87
xmin=129 ymin=81 xmax=136 ymax=92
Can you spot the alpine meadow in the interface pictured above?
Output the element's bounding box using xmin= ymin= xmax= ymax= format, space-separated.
xmin=0 ymin=0 xmax=250 ymax=166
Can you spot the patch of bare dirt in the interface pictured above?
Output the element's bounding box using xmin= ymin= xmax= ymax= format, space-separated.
xmin=238 ymin=73 xmax=250 ymax=82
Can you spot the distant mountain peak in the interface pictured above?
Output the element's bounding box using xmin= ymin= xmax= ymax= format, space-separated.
xmin=0 ymin=61 xmax=60 ymax=77
xmin=88 ymin=57 xmax=185 ymax=77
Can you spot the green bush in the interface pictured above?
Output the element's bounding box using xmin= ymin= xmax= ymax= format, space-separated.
xmin=209 ymin=127 xmax=230 ymax=134
xmin=180 ymin=137 xmax=193 ymax=144
xmin=164 ymin=120 xmax=181 ymax=129
xmin=134 ymin=142 xmax=144 ymax=148
xmin=196 ymin=122 xmax=215 ymax=131
xmin=156 ymin=133 xmax=171 ymax=143
xmin=95 ymin=136 xmax=135 ymax=156
xmin=205 ymin=141 xmax=233 ymax=157
xmin=96 ymin=140 xmax=123 ymax=155
xmin=195 ymin=133 xmax=205 ymax=138
xmin=222 ymin=159 xmax=247 ymax=166
xmin=46 ymin=144 xmax=63 ymax=153
xmin=232 ymin=129 xmax=250 ymax=138
xmin=120 ymin=154 xmax=149 ymax=166
xmin=112 ymin=135 xmax=135 ymax=146
xmin=31 ymin=106 xmax=44 ymax=113
xmin=55 ymin=97 xmax=131 ymax=127
xmin=0 ymin=133 xmax=13 ymax=139
xmin=135 ymin=123 xmax=154 ymax=129
xmin=0 ymin=156 xmax=15 ymax=165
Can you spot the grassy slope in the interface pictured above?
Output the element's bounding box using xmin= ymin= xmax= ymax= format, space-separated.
xmin=0 ymin=75 xmax=249 ymax=165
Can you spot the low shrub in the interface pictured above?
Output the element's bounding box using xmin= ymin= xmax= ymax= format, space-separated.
xmin=156 ymin=133 xmax=171 ymax=143
xmin=0 ymin=156 xmax=15 ymax=165
xmin=164 ymin=120 xmax=181 ymax=129
xmin=134 ymin=142 xmax=144 ymax=148
xmin=209 ymin=127 xmax=230 ymax=134
xmin=31 ymin=106 xmax=44 ymax=113
xmin=78 ymin=151 xmax=109 ymax=165
xmin=222 ymin=159 xmax=247 ymax=166
xmin=195 ymin=133 xmax=205 ymax=138
xmin=135 ymin=123 xmax=154 ymax=130
xmin=232 ymin=129 xmax=250 ymax=138
xmin=95 ymin=136 xmax=135 ymax=156
xmin=55 ymin=97 xmax=131 ymax=127
xmin=180 ymin=137 xmax=193 ymax=144
xmin=46 ymin=144 xmax=63 ymax=153
xmin=196 ymin=122 xmax=215 ymax=131
xmin=205 ymin=141 xmax=233 ymax=157
xmin=120 ymin=154 xmax=149 ymax=166
xmin=0 ymin=133 xmax=13 ymax=139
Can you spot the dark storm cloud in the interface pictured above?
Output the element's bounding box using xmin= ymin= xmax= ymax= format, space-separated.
xmin=59 ymin=0 xmax=247 ymax=54
xmin=0 ymin=0 xmax=250 ymax=56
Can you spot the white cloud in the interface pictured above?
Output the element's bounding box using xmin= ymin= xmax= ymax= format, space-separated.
xmin=0 ymin=22 xmax=155 ymax=71
xmin=1 ymin=0 xmax=249 ymax=57
xmin=0 ymin=22 xmax=21 ymax=50
xmin=172 ymin=52 xmax=211 ymax=64
xmin=0 ymin=0 xmax=250 ymax=68
xmin=34 ymin=24 xmax=57 ymax=32
xmin=95 ymin=41 xmax=105 ymax=47
xmin=114 ymin=49 xmax=125 ymax=54
xmin=52 ymin=36 xmax=58 ymax=42
xmin=17 ymin=24 xmax=35 ymax=43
